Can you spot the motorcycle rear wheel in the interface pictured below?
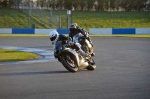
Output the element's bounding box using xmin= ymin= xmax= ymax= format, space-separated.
xmin=86 ymin=58 xmax=96 ymax=71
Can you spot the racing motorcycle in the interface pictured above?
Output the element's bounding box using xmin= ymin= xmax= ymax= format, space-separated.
xmin=73 ymin=32 xmax=95 ymax=56
xmin=53 ymin=41 xmax=96 ymax=72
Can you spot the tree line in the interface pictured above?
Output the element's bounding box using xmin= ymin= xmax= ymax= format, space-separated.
xmin=0 ymin=0 xmax=150 ymax=11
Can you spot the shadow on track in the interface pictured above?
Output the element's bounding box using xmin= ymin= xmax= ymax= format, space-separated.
xmin=0 ymin=71 xmax=69 ymax=76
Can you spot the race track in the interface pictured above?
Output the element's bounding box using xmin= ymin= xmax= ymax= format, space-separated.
xmin=0 ymin=37 xmax=150 ymax=99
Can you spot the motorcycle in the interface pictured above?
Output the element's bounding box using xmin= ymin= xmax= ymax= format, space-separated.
xmin=53 ymin=41 xmax=96 ymax=72
xmin=73 ymin=32 xmax=95 ymax=56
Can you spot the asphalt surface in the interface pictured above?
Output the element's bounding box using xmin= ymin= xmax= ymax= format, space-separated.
xmin=0 ymin=37 xmax=150 ymax=99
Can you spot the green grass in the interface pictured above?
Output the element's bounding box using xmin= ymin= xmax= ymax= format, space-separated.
xmin=72 ymin=11 xmax=150 ymax=29
xmin=0 ymin=48 xmax=40 ymax=62
xmin=0 ymin=9 xmax=150 ymax=30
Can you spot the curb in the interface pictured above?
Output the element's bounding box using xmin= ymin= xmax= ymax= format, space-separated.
xmin=0 ymin=46 xmax=56 ymax=65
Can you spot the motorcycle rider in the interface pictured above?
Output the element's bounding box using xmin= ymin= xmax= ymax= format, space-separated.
xmin=49 ymin=30 xmax=68 ymax=45
xmin=69 ymin=23 xmax=94 ymax=46
xmin=68 ymin=23 xmax=95 ymax=56
xmin=49 ymin=30 xmax=90 ymax=59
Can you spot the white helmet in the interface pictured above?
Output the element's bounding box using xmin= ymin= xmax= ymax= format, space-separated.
xmin=49 ymin=30 xmax=59 ymax=42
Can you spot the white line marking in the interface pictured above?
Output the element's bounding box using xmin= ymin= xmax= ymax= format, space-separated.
xmin=0 ymin=46 xmax=57 ymax=65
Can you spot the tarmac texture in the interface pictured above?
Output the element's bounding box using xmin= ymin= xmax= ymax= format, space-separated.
xmin=0 ymin=37 xmax=150 ymax=99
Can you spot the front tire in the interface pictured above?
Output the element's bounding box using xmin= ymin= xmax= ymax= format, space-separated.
xmin=61 ymin=54 xmax=78 ymax=72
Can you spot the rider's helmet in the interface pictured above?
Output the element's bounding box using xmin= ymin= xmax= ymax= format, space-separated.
xmin=69 ymin=23 xmax=78 ymax=32
xmin=49 ymin=30 xmax=59 ymax=42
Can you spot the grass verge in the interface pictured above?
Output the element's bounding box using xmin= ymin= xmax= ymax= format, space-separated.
xmin=0 ymin=48 xmax=40 ymax=62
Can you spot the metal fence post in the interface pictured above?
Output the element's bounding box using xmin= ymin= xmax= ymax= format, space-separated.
xmin=28 ymin=2 xmax=31 ymax=28
xmin=50 ymin=8 xmax=53 ymax=28
xmin=57 ymin=16 xmax=59 ymax=28
xmin=59 ymin=16 xmax=61 ymax=28
xmin=67 ymin=16 xmax=69 ymax=28
xmin=22 ymin=1 xmax=24 ymax=13
xmin=70 ymin=10 xmax=73 ymax=24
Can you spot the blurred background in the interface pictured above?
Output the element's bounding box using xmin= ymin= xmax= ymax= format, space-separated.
xmin=0 ymin=0 xmax=150 ymax=30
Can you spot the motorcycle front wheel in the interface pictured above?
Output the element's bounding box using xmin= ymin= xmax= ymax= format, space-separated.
xmin=61 ymin=54 xmax=78 ymax=72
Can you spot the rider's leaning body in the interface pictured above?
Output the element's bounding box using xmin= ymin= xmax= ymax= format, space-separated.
xmin=49 ymin=29 xmax=90 ymax=59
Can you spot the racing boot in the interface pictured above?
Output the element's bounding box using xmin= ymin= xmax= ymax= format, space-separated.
xmin=74 ymin=43 xmax=90 ymax=59
xmin=74 ymin=44 xmax=89 ymax=59
xmin=79 ymin=49 xmax=93 ymax=63
xmin=78 ymin=48 xmax=90 ymax=59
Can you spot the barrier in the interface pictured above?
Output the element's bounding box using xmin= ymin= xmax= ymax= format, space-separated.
xmin=12 ymin=28 xmax=35 ymax=34
xmin=0 ymin=28 xmax=150 ymax=34
xmin=0 ymin=28 xmax=12 ymax=34
xmin=136 ymin=28 xmax=150 ymax=34
xmin=0 ymin=28 xmax=69 ymax=34
xmin=89 ymin=28 xmax=112 ymax=34
xmin=112 ymin=28 xmax=135 ymax=34
xmin=35 ymin=29 xmax=55 ymax=34
xmin=57 ymin=29 xmax=70 ymax=34
xmin=89 ymin=28 xmax=150 ymax=34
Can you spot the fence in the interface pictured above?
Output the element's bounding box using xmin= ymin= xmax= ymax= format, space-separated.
xmin=0 ymin=1 xmax=72 ymax=29
xmin=1 ymin=0 xmax=150 ymax=29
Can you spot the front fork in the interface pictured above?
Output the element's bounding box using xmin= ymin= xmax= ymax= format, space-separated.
xmin=87 ymin=37 xmax=94 ymax=47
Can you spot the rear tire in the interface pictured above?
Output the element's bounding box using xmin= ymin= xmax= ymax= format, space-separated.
xmin=61 ymin=54 xmax=78 ymax=72
xmin=86 ymin=59 xmax=96 ymax=71
xmin=91 ymin=52 xmax=95 ymax=56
